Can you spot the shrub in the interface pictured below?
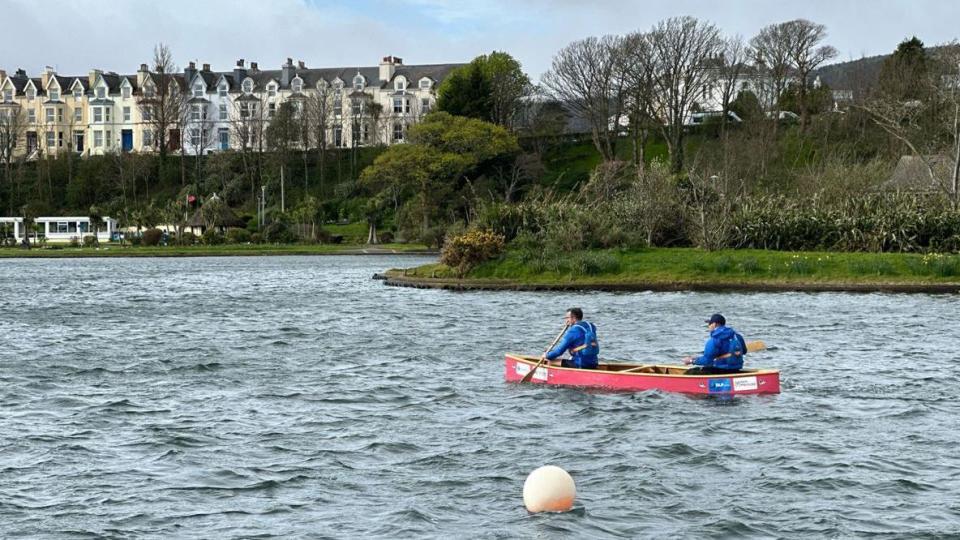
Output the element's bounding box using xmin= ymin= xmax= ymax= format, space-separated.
xmin=250 ymin=233 xmax=263 ymax=244
xmin=264 ymin=221 xmax=297 ymax=244
xmin=378 ymin=231 xmax=394 ymax=244
xmin=202 ymin=229 xmax=225 ymax=245
xmin=82 ymin=235 xmax=97 ymax=247
xmin=225 ymin=227 xmax=251 ymax=244
xmin=179 ymin=231 xmax=197 ymax=246
xmin=142 ymin=228 xmax=163 ymax=246
xmin=129 ymin=235 xmax=142 ymax=247
xmin=440 ymin=229 xmax=507 ymax=276
xmin=69 ymin=237 xmax=79 ymax=248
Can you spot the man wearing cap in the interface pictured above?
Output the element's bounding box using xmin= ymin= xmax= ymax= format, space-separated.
xmin=682 ymin=313 xmax=747 ymax=375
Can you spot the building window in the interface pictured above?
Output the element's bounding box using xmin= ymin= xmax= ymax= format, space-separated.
xmin=353 ymin=75 xmax=364 ymax=90
xmin=57 ymin=108 xmax=64 ymax=122
xmin=58 ymin=131 xmax=64 ymax=147
xmin=242 ymin=79 xmax=253 ymax=94
xmin=73 ymin=87 xmax=82 ymax=99
xmin=46 ymin=108 xmax=54 ymax=122
xmin=123 ymin=106 xmax=131 ymax=122
xmin=394 ymin=78 xmax=405 ymax=91
xmin=268 ymin=85 xmax=276 ymax=98
xmin=27 ymin=89 xmax=36 ymax=101
xmin=96 ymin=87 xmax=105 ymax=99
xmin=46 ymin=131 xmax=55 ymax=148
xmin=239 ymin=102 xmax=250 ymax=118
xmin=28 ymin=110 xmax=36 ymax=123
xmin=50 ymin=89 xmax=60 ymax=101
xmin=3 ymin=89 xmax=12 ymax=102
xmin=143 ymin=129 xmax=153 ymax=147
xmin=144 ymin=85 xmax=155 ymax=98
xmin=421 ymin=98 xmax=430 ymax=113
xmin=190 ymin=128 xmax=200 ymax=147
xmin=361 ymin=123 xmax=369 ymax=142
xmin=105 ymin=130 xmax=112 ymax=146
xmin=351 ymin=100 xmax=362 ymax=116
xmin=219 ymin=84 xmax=227 ymax=97
xmin=122 ymin=86 xmax=131 ymax=99
xmin=334 ymin=126 xmax=342 ymax=147
xmin=419 ymin=78 xmax=431 ymax=90
xmin=219 ymin=103 xmax=227 ymax=121
xmin=334 ymin=97 xmax=342 ymax=116
xmin=268 ymin=102 xmax=276 ymax=118
xmin=292 ymin=79 xmax=303 ymax=93
xmin=193 ymin=83 xmax=204 ymax=98
xmin=191 ymin=105 xmax=201 ymax=121
xmin=105 ymin=108 xmax=111 ymax=122
xmin=94 ymin=131 xmax=103 ymax=147
xmin=393 ymin=122 xmax=404 ymax=141
xmin=94 ymin=108 xmax=103 ymax=123
xmin=393 ymin=97 xmax=403 ymax=114
xmin=74 ymin=107 xmax=82 ymax=122
xmin=142 ymin=107 xmax=152 ymax=121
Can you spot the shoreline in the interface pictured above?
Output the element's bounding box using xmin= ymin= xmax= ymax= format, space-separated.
xmin=0 ymin=245 xmax=438 ymax=258
xmin=375 ymin=271 xmax=960 ymax=294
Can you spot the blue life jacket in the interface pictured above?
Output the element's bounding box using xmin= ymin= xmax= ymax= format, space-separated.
xmin=547 ymin=321 xmax=599 ymax=369
xmin=694 ymin=325 xmax=746 ymax=370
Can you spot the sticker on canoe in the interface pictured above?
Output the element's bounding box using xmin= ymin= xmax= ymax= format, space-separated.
xmin=732 ymin=376 xmax=758 ymax=391
xmin=515 ymin=363 xmax=547 ymax=381
xmin=708 ymin=378 xmax=732 ymax=393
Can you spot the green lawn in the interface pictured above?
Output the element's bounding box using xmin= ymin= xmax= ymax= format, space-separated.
xmin=0 ymin=242 xmax=431 ymax=258
xmin=397 ymin=247 xmax=960 ymax=286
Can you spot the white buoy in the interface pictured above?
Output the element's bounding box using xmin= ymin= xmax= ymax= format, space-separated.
xmin=523 ymin=465 xmax=576 ymax=513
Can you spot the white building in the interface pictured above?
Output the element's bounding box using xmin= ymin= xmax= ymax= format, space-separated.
xmin=0 ymin=216 xmax=118 ymax=243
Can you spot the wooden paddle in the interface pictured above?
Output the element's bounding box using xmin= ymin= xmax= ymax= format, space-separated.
xmin=520 ymin=324 xmax=569 ymax=383
xmin=620 ymin=340 xmax=767 ymax=374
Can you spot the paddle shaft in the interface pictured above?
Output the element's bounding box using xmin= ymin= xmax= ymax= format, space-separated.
xmin=621 ymin=341 xmax=766 ymax=373
xmin=520 ymin=324 xmax=570 ymax=383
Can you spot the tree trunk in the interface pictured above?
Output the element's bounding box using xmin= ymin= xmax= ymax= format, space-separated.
xmin=367 ymin=221 xmax=378 ymax=245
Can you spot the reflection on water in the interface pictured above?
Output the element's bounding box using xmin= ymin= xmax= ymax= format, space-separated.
xmin=0 ymin=256 xmax=957 ymax=538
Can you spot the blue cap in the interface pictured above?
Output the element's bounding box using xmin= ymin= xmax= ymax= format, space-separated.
xmin=705 ymin=313 xmax=726 ymax=325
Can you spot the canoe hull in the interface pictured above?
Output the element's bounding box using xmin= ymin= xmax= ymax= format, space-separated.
xmin=505 ymin=354 xmax=780 ymax=395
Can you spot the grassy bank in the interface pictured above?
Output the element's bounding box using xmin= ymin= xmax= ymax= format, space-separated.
xmin=0 ymin=243 xmax=432 ymax=258
xmin=387 ymin=248 xmax=960 ymax=291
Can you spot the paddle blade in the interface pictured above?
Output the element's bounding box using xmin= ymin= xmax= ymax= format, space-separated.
xmin=746 ymin=340 xmax=766 ymax=353
xmin=520 ymin=359 xmax=545 ymax=383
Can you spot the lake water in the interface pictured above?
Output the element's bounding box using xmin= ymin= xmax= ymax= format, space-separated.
xmin=1 ymin=256 xmax=958 ymax=538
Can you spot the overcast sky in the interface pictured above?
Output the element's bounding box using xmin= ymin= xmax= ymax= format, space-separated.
xmin=1 ymin=0 xmax=957 ymax=81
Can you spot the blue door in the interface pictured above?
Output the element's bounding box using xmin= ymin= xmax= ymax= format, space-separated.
xmin=121 ymin=130 xmax=133 ymax=152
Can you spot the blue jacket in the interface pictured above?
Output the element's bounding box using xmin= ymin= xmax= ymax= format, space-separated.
xmin=546 ymin=321 xmax=599 ymax=369
xmin=694 ymin=325 xmax=746 ymax=370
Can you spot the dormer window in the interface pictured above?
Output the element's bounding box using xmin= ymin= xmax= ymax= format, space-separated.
xmin=193 ymin=83 xmax=204 ymax=98
xmin=27 ymin=88 xmax=36 ymax=101
xmin=50 ymin=89 xmax=60 ymax=101
xmin=242 ymin=78 xmax=253 ymax=94
xmin=292 ymin=77 xmax=303 ymax=93
xmin=353 ymin=74 xmax=365 ymax=90
xmin=73 ymin=87 xmax=83 ymax=99
xmin=268 ymin=84 xmax=277 ymax=98
xmin=333 ymin=79 xmax=344 ymax=92
xmin=96 ymin=87 xmax=105 ymax=99
xmin=122 ymin=86 xmax=131 ymax=99
xmin=3 ymin=89 xmax=12 ymax=102
xmin=419 ymin=78 xmax=431 ymax=90
xmin=219 ymin=83 xmax=227 ymax=97
xmin=394 ymin=77 xmax=406 ymax=91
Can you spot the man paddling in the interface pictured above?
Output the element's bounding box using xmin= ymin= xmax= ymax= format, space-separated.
xmin=683 ymin=313 xmax=746 ymax=375
xmin=540 ymin=308 xmax=599 ymax=369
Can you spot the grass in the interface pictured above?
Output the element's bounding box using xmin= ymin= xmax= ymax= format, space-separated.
xmin=396 ymin=247 xmax=960 ymax=286
xmin=0 ymin=242 xmax=431 ymax=258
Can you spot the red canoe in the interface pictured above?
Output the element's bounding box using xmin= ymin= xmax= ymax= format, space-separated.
xmin=505 ymin=354 xmax=780 ymax=395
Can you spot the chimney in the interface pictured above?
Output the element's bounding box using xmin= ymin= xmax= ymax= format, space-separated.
xmin=88 ymin=69 xmax=101 ymax=88
xmin=15 ymin=68 xmax=27 ymax=79
xmin=137 ymin=63 xmax=149 ymax=86
xmin=0 ymin=70 xmax=6 ymax=83
xmin=184 ymin=61 xmax=197 ymax=82
xmin=297 ymin=60 xmax=305 ymax=69
xmin=281 ymin=57 xmax=294 ymax=87
xmin=379 ymin=55 xmax=398 ymax=83
xmin=202 ymin=63 xmax=210 ymax=72
xmin=42 ymin=66 xmax=55 ymax=88
xmin=251 ymin=61 xmax=259 ymax=71
xmin=234 ymin=59 xmax=247 ymax=86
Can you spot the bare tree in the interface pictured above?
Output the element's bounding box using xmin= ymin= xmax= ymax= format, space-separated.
xmin=306 ymin=84 xmax=333 ymax=194
xmin=542 ymin=34 xmax=627 ymax=162
xmin=137 ymin=43 xmax=182 ymax=168
xmin=619 ymin=31 xmax=658 ymax=176
xmin=232 ymin=92 xmax=269 ymax=199
xmin=781 ymin=19 xmax=838 ymax=131
xmin=0 ymin=105 xmax=27 ymax=215
xmin=750 ymin=23 xmax=793 ymax=118
xmin=716 ymin=35 xmax=749 ymax=134
xmin=647 ymin=16 xmax=722 ymax=173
